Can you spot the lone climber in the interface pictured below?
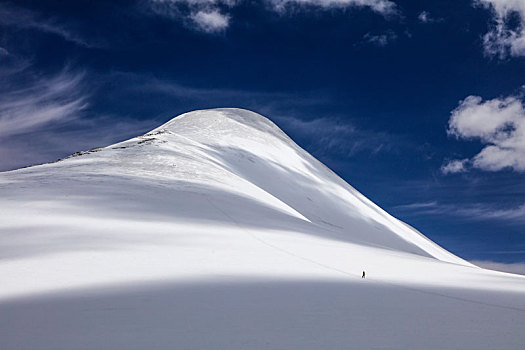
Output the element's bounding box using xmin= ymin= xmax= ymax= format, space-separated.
xmin=362 ymin=271 xmax=366 ymax=279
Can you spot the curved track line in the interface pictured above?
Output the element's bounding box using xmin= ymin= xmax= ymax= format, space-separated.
xmin=206 ymin=197 xmax=525 ymax=313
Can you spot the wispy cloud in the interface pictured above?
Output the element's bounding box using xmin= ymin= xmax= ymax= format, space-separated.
xmin=394 ymin=201 xmax=438 ymax=210
xmin=274 ymin=115 xmax=401 ymax=157
xmin=266 ymin=0 xmax=398 ymax=15
xmin=417 ymin=11 xmax=431 ymax=23
xmin=475 ymin=0 xmax=525 ymax=58
xmin=443 ymin=93 xmax=525 ymax=173
xmin=0 ymin=62 xmax=153 ymax=171
xmin=103 ymin=70 xmax=328 ymax=109
xmin=144 ymin=0 xmax=399 ymax=33
xmin=395 ymin=201 xmax=525 ymax=223
xmin=417 ymin=10 xmax=442 ymax=23
xmin=145 ymin=0 xmax=234 ymax=33
xmin=477 ymin=203 xmax=525 ymax=221
xmin=0 ymin=3 xmax=100 ymax=48
xmin=0 ymin=67 xmax=88 ymax=138
xmin=362 ymin=30 xmax=397 ymax=46
xmin=441 ymin=159 xmax=469 ymax=174
xmin=471 ymin=260 xmax=525 ymax=275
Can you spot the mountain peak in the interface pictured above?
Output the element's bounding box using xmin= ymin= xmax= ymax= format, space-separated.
xmin=11 ymin=108 xmax=471 ymax=267
xmin=100 ymin=108 xmax=469 ymax=266
xmin=1 ymin=107 xmax=483 ymax=302
xmin=154 ymin=108 xmax=274 ymax=132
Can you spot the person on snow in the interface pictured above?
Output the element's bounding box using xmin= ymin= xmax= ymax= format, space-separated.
xmin=362 ymin=271 xmax=366 ymax=279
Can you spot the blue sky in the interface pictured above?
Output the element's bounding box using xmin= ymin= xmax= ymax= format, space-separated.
xmin=1 ymin=0 xmax=524 ymax=269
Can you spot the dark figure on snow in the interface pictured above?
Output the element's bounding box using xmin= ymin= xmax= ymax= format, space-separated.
xmin=362 ymin=271 xmax=366 ymax=279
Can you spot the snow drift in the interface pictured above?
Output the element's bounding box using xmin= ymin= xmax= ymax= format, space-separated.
xmin=1 ymin=108 xmax=524 ymax=349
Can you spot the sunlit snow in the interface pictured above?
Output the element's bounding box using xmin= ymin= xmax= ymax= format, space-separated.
xmin=1 ymin=108 xmax=524 ymax=349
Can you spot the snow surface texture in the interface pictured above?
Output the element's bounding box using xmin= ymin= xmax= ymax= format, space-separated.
xmin=1 ymin=108 xmax=524 ymax=349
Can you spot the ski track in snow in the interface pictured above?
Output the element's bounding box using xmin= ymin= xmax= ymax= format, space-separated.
xmin=210 ymin=194 xmax=525 ymax=314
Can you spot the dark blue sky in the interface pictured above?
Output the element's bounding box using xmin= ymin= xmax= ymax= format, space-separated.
xmin=1 ymin=0 xmax=524 ymax=267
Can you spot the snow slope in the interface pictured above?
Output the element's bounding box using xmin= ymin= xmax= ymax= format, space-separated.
xmin=1 ymin=108 xmax=524 ymax=349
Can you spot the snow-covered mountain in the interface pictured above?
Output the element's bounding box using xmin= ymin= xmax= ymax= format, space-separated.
xmin=1 ymin=108 xmax=524 ymax=349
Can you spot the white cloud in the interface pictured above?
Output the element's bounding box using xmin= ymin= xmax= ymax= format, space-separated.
xmin=146 ymin=0 xmax=234 ymax=32
xmin=445 ymin=94 xmax=525 ymax=172
xmin=363 ymin=30 xmax=397 ymax=46
xmin=417 ymin=11 xmax=430 ymax=22
xmin=475 ymin=0 xmax=525 ymax=57
xmin=145 ymin=0 xmax=399 ymax=33
xmin=441 ymin=159 xmax=469 ymax=174
xmin=417 ymin=10 xmax=441 ymax=23
xmin=190 ymin=9 xmax=230 ymax=32
xmin=471 ymin=260 xmax=525 ymax=275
